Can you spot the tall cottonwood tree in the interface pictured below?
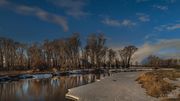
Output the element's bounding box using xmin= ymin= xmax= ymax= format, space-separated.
xmin=118 ymin=45 xmax=138 ymax=68
xmin=43 ymin=40 xmax=53 ymax=68
xmin=66 ymin=33 xmax=81 ymax=69
xmin=1 ymin=38 xmax=16 ymax=70
xmin=15 ymin=42 xmax=27 ymax=69
xmin=41 ymin=33 xmax=81 ymax=70
xmin=108 ymin=49 xmax=116 ymax=68
xmin=85 ymin=34 xmax=107 ymax=68
xmin=27 ymin=44 xmax=45 ymax=70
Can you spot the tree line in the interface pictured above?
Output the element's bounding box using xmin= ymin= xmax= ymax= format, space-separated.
xmin=0 ymin=33 xmax=138 ymax=71
xmin=143 ymin=55 xmax=180 ymax=68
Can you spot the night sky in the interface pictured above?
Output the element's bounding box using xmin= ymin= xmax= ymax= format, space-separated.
xmin=0 ymin=0 xmax=180 ymax=61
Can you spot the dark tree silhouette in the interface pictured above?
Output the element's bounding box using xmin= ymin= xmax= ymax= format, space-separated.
xmin=118 ymin=45 xmax=138 ymax=68
xmin=4 ymin=34 xmax=177 ymax=71
xmin=85 ymin=34 xmax=107 ymax=68
xmin=108 ymin=49 xmax=116 ymax=68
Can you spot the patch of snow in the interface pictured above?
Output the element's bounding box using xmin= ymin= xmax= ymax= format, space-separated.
xmin=66 ymin=72 xmax=157 ymax=101
xmin=66 ymin=94 xmax=79 ymax=101
xmin=69 ymin=74 xmax=82 ymax=77
xmin=69 ymin=70 xmax=83 ymax=74
xmin=164 ymin=78 xmax=180 ymax=86
xmin=167 ymin=88 xmax=180 ymax=98
xmin=32 ymin=74 xmax=52 ymax=79
xmin=18 ymin=74 xmax=33 ymax=79
xmin=163 ymin=77 xmax=180 ymax=99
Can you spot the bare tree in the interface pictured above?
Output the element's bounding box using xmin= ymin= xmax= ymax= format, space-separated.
xmin=0 ymin=37 xmax=4 ymax=69
xmin=43 ymin=40 xmax=53 ymax=68
xmin=0 ymin=38 xmax=17 ymax=70
xmin=15 ymin=42 xmax=27 ymax=69
xmin=0 ymin=34 xmax=144 ymax=71
xmin=118 ymin=45 xmax=138 ymax=68
xmin=27 ymin=44 xmax=44 ymax=70
xmin=66 ymin=33 xmax=81 ymax=69
xmin=108 ymin=49 xmax=116 ymax=68
xmin=85 ymin=34 xmax=107 ymax=68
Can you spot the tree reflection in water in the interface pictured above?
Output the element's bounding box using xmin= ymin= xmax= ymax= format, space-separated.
xmin=0 ymin=73 xmax=107 ymax=101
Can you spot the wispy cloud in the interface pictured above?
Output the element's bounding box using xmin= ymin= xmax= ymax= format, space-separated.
xmin=155 ymin=23 xmax=180 ymax=31
xmin=136 ymin=13 xmax=150 ymax=22
xmin=48 ymin=0 xmax=89 ymax=18
xmin=166 ymin=24 xmax=180 ymax=30
xmin=153 ymin=5 xmax=168 ymax=11
xmin=102 ymin=18 xmax=121 ymax=26
xmin=133 ymin=39 xmax=180 ymax=62
xmin=0 ymin=0 xmax=68 ymax=31
xmin=16 ymin=6 xmax=68 ymax=31
xmin=144 ymin=34 xmax=157 ymax=40
xmin=102 ymin=18 xmax=136 ymax=27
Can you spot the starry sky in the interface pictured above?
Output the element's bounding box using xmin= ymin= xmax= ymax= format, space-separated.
xmin=0 ymin=0 xmax=180 ymax=61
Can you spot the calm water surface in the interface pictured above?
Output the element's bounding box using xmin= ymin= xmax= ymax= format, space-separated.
xmin=0 ymin=73 xmax=108 ymax=101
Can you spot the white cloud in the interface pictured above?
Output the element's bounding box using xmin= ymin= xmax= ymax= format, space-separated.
xmin=153 ymin=5 xmax=168 ymax=11
xmin=102 ymin=18 xmax=121 ymax=26
xmin=0 ymin=0 xmax=68 ymax=31
xmin=136 ymin=13 xmax=150 ymax=22
xmin=144 ymin=34 xmax=156 ymax=40
xmin=48 ymin=0 xmax=89 ymax=18
xmin=155 ymin=23 xmax=180 ymax=31
xmin=133 ymin=39 xmax=180 ymax=62
xmin=16 ymin=6 xmax=68 ymax=31
xmin=166 ymin=24 xmax=180 ymax=30
xmin=102 ymin=18 xmax=136 ymax=27
xmin=155 ymin=25 xmax=167 ymax=31
xmin=122 ymin=20 xmax=136 ymax=26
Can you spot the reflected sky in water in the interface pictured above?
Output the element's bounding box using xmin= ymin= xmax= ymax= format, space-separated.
xmin=0 ymin=73 xmax=107 ymax=101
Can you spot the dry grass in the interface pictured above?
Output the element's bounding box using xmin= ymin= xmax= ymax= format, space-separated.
xmin=136 ymin=70 xmax=180 ymax=98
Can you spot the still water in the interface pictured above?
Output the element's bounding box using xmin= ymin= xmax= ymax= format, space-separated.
xmin=0 ymin=73 xmax=108 ymax=101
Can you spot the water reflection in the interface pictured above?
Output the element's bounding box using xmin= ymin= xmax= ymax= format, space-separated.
xmin=0 ymin=73 xmax=107 ymax=101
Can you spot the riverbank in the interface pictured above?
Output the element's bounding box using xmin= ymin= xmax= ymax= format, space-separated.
xmin=0 ymin=69 xmax=99 ymax=83
xmin=66 ymin=72 xmax=157 ymax=101
xmin=0 ymin=67 xmax=157 ymax=76
xmin=0 ymin=68 xmax=173 ymax=83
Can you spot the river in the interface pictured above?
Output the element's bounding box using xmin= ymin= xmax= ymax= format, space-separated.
xmin=0 ymin=73 xmax=108 ymax=101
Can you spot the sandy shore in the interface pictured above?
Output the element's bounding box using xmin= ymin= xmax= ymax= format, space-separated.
xmin=66 ymin=72 xmax=157 ymax=101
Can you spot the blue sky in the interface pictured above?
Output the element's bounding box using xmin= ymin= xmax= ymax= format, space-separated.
xmin=0 ymin=0 xmax=180 ymax=61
